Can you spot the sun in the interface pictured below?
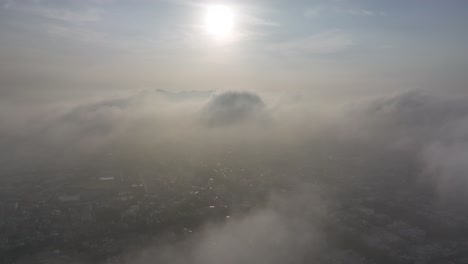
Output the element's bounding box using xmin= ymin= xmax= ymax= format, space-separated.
xmin=204 ymin=5 xmax=236 ymax=39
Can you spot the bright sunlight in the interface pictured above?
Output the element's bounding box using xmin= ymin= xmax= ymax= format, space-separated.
xmin=204 ymin=5 xmax=236 ymax=40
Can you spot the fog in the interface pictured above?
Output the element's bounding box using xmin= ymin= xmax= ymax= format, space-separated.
xmin=2 ymin=88 xmax=468 ymax=263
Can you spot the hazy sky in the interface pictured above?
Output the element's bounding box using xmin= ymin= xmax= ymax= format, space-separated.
xmin=1 ymin=0 xmax=467 ymax=103
xmin=2 ymin=3 xmax=468 ymax=263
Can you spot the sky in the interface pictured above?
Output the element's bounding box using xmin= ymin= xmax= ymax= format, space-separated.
xmin=1 ymin=0 xmax=467 ymax=104
xmin=2 ymin=1 xmax=468 ymax=263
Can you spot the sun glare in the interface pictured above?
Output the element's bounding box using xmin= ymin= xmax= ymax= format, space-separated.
xmin=204 ymin=5 xmax=236 ymax=40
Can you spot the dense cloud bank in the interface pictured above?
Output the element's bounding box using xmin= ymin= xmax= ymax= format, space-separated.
xmin=2 ymin=89 xmax=468 ymax=263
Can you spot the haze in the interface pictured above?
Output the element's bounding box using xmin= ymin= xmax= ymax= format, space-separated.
xmin=1 ymin=1 xmax=468 ymax=263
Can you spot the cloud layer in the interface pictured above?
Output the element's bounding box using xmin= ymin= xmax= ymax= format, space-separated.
xmin=2 ymin=89 xmax=468 ymax=263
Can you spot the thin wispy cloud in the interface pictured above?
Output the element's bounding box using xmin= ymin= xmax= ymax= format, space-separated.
xmin=341 ymin=8 xmax=385 ymax=17
xmin=242 ymin=14 xmax=279 ymax=28
xmin=268 ymin=31 xmax=354 ymax=56
xmin=2 ymin=1 xmax=164 ymax=53
xmin=38 ymin=7 xmax=102 ymax=23
xmin=4 ymin=1 xmax=103 ymax=23
xmin=305 ymin=6 xmax=385 ymax=19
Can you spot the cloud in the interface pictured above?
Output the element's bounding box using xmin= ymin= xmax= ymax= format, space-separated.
xmin=122 ymin=184 xmax=328 ymax=264
xmin=5 ymin=2 xmax=102 ymax=23
xmin=304 ymin=6 xmax=384 ymax=19
xmin=341 ymin=8 xmax=385 ymax=17
xmin=268 ymin=31 xmax=354 ymax=55
xmin=241 ymin=14 xmax=280 ymax=28
xmin=347 ymin=90 xmax=468 ymax=201
xmin=4 ymin=89 xmax=468 ymax=200
xmin=2 ymin=1 xmax=115 ymax=50
xmin=3 ymin=88 xmax=468 ymax=263
xmin=39 ymin=7 xmax=102 ymax=23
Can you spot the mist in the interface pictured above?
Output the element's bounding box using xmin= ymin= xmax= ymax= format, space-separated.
xmin=2 ymin=0 xmax=468 ymax=262
xmin=2 ymin=87 xmax=468 ymax=263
